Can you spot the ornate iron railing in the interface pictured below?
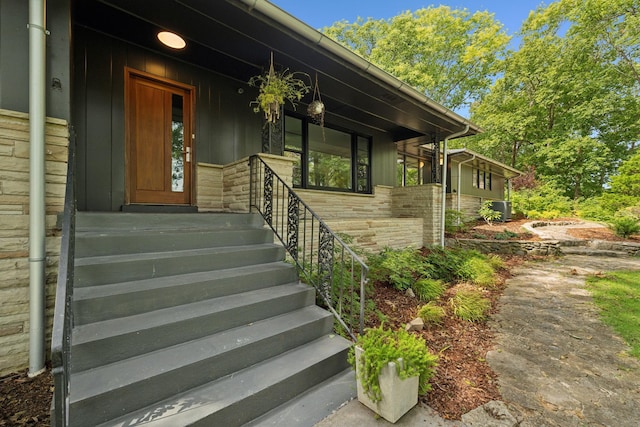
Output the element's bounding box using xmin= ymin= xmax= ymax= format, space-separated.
xmin=51 ymin=129 xmax=76 ymax=427
xmin=249 ymin=155 xmax=368 ymax=340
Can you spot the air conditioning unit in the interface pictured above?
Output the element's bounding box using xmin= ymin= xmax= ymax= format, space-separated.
xmin=490 ymin=200 xmax=512 ymax=222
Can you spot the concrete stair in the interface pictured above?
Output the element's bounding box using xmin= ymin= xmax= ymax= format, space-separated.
xmin=68 ymin=212 xmax=355 ymax=427
xmin=558 ymin=240 xmax=632 ymax=258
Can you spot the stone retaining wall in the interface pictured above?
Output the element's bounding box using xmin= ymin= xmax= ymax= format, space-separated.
xmin=0 ymin=109 xmax=68 ymax=376
xmin=446 ymin=238 xmax=562 ymax=256
xmin=587 ymin=240 xmax=640 ymax=256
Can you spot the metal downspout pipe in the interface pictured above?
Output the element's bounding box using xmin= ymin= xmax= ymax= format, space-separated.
xmin=28 ymin=0 xmax=47 ymax=377
xmin=456 ymin=153 xmax=476 ymax=219
xmin=440 ymin=124 xmax=469 ymax=247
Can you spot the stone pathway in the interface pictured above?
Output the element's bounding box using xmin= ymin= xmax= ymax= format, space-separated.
xmin=486 ymin=255 xmax=640 ymax=426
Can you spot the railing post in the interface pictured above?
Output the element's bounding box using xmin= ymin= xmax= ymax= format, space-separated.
xmin=263 ymin=167 xmax=273 ymax=226
xmin=318 ymin=223 xmax=334 ymax=302
xmin=287 ymin=192 xmax=300 ymax=260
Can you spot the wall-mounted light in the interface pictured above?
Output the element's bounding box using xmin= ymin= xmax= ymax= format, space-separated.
xmin=157 ymin=31 xmax=186 ymax=49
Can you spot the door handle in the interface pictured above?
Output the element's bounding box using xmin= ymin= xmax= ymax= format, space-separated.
xmin=182 ymin=146 xmax=191 ymax=163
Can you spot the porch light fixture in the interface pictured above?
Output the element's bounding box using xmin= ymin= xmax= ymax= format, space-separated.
xmin=157 ymin=31 xmax=186 ymax=49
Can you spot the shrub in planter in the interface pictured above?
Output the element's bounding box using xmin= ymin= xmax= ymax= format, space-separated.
xmin=350 ymin=325 xmax=438 ymax=422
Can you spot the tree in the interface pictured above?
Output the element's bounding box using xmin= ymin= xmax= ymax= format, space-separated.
xmin=323 ymin=6 xmax=510 ymax=112
xmin=468 ymin=0 xmax=640 ymax=199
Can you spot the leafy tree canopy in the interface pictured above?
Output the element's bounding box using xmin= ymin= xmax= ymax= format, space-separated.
xmin=323 ymin=6 xmax=510 ymax=111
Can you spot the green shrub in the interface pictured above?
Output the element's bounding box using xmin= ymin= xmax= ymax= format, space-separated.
xmin=418 ymin=302 xmax=446 ymax=325
xmin=367 ymin=248 xmax=432 ymax=291
xmin=487 ymin=254 xmax=505 ymax=271
xmin=458 ymin=256 xmax=497 ymax=287
xmin=512 ymin=183 xmax=574 ymax=219
xmin=494 ymin=229 xmax=518 ymax=240
xmin=478 ymin=200 xmax=502 ymax=225
xmin=450 ymin=288 xmax=491 ymax=322
xmin=412 ymin=278 xmax=445 ymax=302
xmin=610 ymin=216 xmax=640 ymax=238
xmin=350 ymin=325 xmax=438 ymax=401
xmin=421 ymin=246 xmax=467 ymax=283
xmin=445 ymin=209 xmax=468 ymax=233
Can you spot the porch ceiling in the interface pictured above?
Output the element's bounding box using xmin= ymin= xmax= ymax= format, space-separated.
xmin=74 ymin=0 xmax=480 ymax=141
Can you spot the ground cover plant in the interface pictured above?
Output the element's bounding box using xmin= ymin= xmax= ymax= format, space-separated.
xmin=586 ymin=271 xmax=640 ymax=359
xmin=364 ymin=245 xmax=518 ymax=419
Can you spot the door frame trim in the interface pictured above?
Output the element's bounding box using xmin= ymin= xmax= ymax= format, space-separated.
xmin=124 ymin=67 xmax=196 ymax=206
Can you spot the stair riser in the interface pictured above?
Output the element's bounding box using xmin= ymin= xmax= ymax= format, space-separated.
xmin=75 ymin=212 xmax=265 ymax=231
xmin=69 ymin=314 xmax=335 ymax=426
xmin=74 ymin=245 xmax=285 ymax=287
xmin=71 ymin=287 xmax=318 ymax=372
xmin=73 ymin=265 xmax=298 ymax=325
xmin=76 ymin=229 xmax=273 ymax=258
xmin=194 ymin=350 xmax=351 ymax=427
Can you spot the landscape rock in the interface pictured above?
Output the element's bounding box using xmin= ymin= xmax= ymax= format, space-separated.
xmin=461 ymin=400 xmax=519 ymax=427
xmin=405 ymin=317 xmax=424 ymax=331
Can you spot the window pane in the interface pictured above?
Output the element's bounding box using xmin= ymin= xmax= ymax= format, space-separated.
xmin=285 ymin=116 xmax=303 ymax=151
xmin=284 ymin=151 xmax=302 ymax=187
xmin=171 ymin=94 xmax=184 ymax=193
xmin=308 ymin=124 xmax=352 ymax=189
xmin=405 ymin=157 xmax=419 ymax=186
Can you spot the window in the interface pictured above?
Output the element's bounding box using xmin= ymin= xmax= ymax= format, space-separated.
xmin=397 ymin=153 xmax=431 ymax=186
xmin=284 ymin=115 xmax=371 ymax=193
xmin=473 ymin=169 xmax=492 ymax=191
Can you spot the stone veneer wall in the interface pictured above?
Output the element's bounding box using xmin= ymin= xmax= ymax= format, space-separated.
xmin=0 ymin=109 xmax=68 ymax=376
xmin=446 ymin=238 xmax=562 ymax=256
xmin=391 ymin=185 xmax=442 ymax=246
xmin=447 ymin=194 xmax=483 ymax=222
xmin=196 ymin=155 xmax=444 ymax=251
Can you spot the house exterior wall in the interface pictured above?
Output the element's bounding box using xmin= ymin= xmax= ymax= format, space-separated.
xmin=391 ymin=185 xmax=443 ymax=246
xmin=450 ymin=161 xmax=506 ymax=200
xmin=0 ymin=109 xmax=68 ymax=376
xmin=447 ymin=193 xmax=483 ymax=222
xmin=73 ymin=26 xmax=264 ymax=212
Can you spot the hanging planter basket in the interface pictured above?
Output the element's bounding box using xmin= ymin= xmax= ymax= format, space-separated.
xmin=248 ymin=52 xmax=310 ymax=124
xmin=307 ymin=73 xmax=325 ymax=127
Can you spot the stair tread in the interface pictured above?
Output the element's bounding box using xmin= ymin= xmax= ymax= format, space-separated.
xmin=98 ymin=335 xmax=352 ymax=427
xmin=74 ymin=262 xmax=293 ymax=301
xmin=75 ymin=243 xmax=281 ymax=266
xmin=70 ymin=306 xmax=333 ymax=403
xmin=73 ymin=282 xmax=310 ymax=345
xmin=245 ymin=369 xmax=356 ymax=427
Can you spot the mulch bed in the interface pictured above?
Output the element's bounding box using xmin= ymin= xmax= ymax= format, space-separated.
xmin=0 ymin=368 xmax=52 ymax=427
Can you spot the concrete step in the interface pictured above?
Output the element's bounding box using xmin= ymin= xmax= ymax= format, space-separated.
xmin=561 ymin=247 xmax=630 ymax=257
xmin=70 ymin=307 xmax=338 ymax=427
xmin=245 ymin=369 xmax=356 ymax=427
xmin=73 ymin=262 xmax=297 ymax=325
xmin=74 ymin=243 xmax=285 ymax=287
xmin=75 ymin=212 xmax=265 ymax=232
xmin=71 ymin=283 xmax=315 ymax=372
xmin=75 ymin=227 xmax=273 ymax=257
xmin=96 ymin=334 xmax=352 ymax=427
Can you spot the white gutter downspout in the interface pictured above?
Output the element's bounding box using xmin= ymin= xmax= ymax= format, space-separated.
xmin=440 ymin=125 xmax=469 ymax=247
xmin=28 ymin=0 xmax=47 ymax=377
xmin=456 ymin=153 xmax=476 ymax=219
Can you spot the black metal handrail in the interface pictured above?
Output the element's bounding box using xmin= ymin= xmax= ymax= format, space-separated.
xmin=51 ymin=128 xmax=76 ymax=427
xmin=249 ymin=155 xmax=368 ymax=340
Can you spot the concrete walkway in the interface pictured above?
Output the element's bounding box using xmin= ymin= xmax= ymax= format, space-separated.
xmin=316 ymin=254 xmax=640 ymax=426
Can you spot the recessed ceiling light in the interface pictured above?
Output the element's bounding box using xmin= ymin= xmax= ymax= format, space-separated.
xmin=157 ymin=31 xmax=186 ymax=49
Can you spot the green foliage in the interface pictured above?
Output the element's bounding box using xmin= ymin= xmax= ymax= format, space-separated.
xmin=449 ymin=288 xmax=491 ymax=322
xmin=323 ymin=6 xmax=510 ymax=111
xmin=248 ymin=54 xmax=310 ymax=123
xmin=367 ymin=248 xmax=432 ymax=291
xmin=412 ymin=278 xmax=446 ymax=302
xmin=487 ymin=254 xmax=506 ymax=271
xmin=478 ymin=200 xmax=502 ymax=225
xmin=587 ymin=271 xmax=640 ymax=360
xmin=350 ymin=325 xmax=439 ymax=401
xmin=417 ymin=302 xmax=446 ymax=326
xmin=494 ymin=229 xmax=518 ymax=240
xmin=445 ymin=209 xmax=468 ymax=233
xmin=511 ymin=183 xmax=574 ymax=219
xmin=421 ymin=246 xmax=467 ymax=283
xmin=609 ymin=216 xmax=640 ymax=239
xmin=458 ymin=256 xmax=497 ymax=287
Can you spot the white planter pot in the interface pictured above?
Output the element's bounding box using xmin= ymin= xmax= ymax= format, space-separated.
xmin=355 ymin=346 xmax=419 ymax=423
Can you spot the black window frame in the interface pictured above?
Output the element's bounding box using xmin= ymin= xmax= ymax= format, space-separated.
xmin=284 ymin=113 xmax=372 ymax=194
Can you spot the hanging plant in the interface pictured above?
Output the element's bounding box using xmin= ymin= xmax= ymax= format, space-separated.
xmin=248 ymin=52 xmax=310 ymax=123
xmin=307 ymin=73 xmax=325 ymax=127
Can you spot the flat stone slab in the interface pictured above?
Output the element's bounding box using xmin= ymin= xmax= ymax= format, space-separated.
xmin=488 ymin=255 xmax=640 ymax=427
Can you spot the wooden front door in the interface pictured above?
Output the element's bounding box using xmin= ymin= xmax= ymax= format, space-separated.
xmin=126 ymin=69 xmax=194 ymax=205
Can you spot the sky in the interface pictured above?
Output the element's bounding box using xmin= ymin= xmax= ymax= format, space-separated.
xmin=270 ymin=0 xmax=548 ymax=42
